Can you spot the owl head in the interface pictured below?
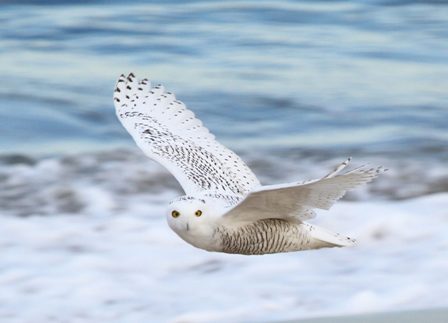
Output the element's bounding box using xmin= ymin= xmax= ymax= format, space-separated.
xmin=166 ymin=196 xmax=221 ymax=249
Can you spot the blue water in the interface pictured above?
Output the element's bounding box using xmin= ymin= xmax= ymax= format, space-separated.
xmin=1 ymin=0 xmax=448 ymax=211
xmin=1 ymin=0 xmax=447 ymax=156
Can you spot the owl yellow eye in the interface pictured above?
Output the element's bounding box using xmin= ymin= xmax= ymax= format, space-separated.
xmin=195 ymin=210 xmax=202 ymax=217
xmin=171 ymin=210 xmax=180 ymax=218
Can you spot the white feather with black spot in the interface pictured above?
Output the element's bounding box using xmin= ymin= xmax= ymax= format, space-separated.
xmin=114 ymin=73 xmax=260 ymax=196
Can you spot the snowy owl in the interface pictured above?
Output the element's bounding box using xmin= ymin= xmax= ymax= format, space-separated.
xmin=114 ymin=73 xmax=384 ymax=255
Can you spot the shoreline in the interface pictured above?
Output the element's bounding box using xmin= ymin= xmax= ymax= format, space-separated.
xmin=286 ymin=307 xmax=448 ymax=323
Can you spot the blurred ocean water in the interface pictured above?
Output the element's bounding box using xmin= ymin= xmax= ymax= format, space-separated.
xmin=0 ymin=1 xmax=448 ymax=322
xmin=1 ymin=0 xmax=448 ymax=156
xmin=1 ymin=0 xmax=448 ymax=210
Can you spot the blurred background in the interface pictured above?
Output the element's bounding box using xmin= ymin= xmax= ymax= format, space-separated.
xmin=0 ymin=0 xmax=447 ymax=322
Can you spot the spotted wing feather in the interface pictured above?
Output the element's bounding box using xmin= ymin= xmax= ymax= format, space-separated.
xmin=114 ymin=73 xmax=260 ymax=195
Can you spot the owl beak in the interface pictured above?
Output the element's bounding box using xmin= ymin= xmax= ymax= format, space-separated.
xmin=186 ymin=223 xmax=190 ymax=231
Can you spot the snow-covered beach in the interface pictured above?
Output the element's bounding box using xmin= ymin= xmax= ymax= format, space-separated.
xmin=1 ymin=151 xmax=447 ymax=322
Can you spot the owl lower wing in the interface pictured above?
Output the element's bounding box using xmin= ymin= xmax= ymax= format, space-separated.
xmin=114 ymin=73 xmax=260 ymax=195
xmin=222 ymin=163 xmax=385 ymax=223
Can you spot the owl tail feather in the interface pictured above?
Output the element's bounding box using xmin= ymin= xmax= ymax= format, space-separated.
xmin=305 ymin=223 xmax=357 ymax=248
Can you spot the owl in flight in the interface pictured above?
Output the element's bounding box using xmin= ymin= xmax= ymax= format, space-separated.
xmin=114 ymin=73 xmax=384 ymax=255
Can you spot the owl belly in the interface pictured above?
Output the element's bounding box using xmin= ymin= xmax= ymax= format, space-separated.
xmin=215 ymin=219 xmax=335 ymax=255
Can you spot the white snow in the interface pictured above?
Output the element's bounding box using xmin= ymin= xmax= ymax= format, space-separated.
xmin=1 ymin=193 xmax=447 ymax=322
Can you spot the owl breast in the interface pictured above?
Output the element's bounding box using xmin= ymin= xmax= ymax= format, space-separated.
xmin=214 ymin=219 xmax=315 ymax=255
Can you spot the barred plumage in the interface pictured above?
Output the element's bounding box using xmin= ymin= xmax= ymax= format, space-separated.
xmin=215 ymin=219 xmax=349 ymax=255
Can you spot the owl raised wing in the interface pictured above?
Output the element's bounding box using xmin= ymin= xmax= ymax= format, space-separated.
xmin=114 ymin=73 xmax=260 ymax=196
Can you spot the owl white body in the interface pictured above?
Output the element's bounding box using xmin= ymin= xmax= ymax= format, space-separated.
xmin=114 ymin=73 xmax=384 ymax=255
xmin=166 ymin=195 xmax=356 ymax=255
